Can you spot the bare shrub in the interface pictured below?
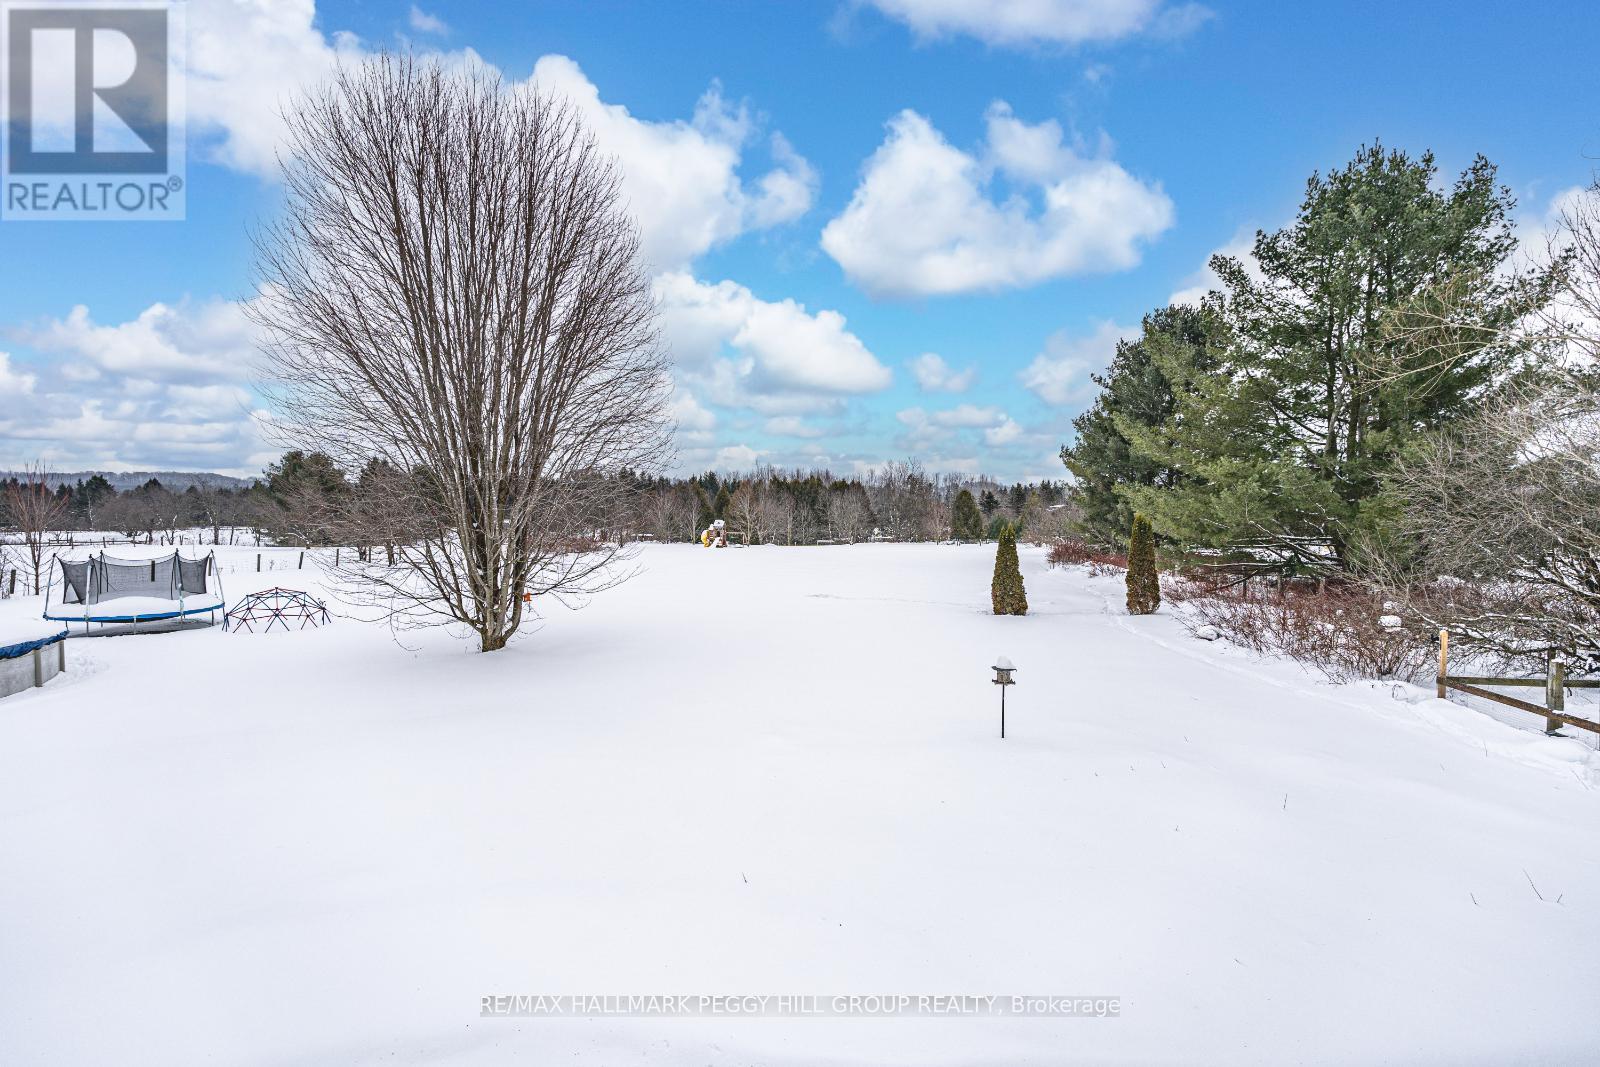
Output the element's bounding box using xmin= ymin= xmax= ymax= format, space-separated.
xmin=1169 ymin=579 xmax=1434 ymax=683
xmin=1048 ymin=538 xmax=1127 ymax=573
xmin=2 ymin=463 xmax=68 ymax=594
xmin=1360 ymin=186 xmax=1600 ymax=675
xmin=1365 ymin=366 xmax=1600 ymax=675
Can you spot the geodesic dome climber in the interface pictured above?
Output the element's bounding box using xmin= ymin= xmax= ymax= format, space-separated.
xmin=45 ymin=551 xmax=224 ymax=632
xmin=224 ymin=587 xmax=331 ymax=633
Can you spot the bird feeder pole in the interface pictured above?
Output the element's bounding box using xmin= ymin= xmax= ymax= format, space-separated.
xmin=991 ymin=657 xmax=1017 ymax=739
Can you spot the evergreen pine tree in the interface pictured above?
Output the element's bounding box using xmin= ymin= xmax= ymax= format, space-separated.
xmin=1125 ymin=512 xmax=1160 ymax=615
xmin=1059 ymin=304 xmax=1213 ymax=545
xmin=693 ymin=484 xmax=714 ymax=532
xmin=1116 ymin=144 xmax=1554 ymax=568
xmin=990 ymin=523 xmax=1028 ymax=616
xmin=712 ymin=486 xmax=730 ymax=520
xmin=952 ymin=489 xmax=983 ymax=541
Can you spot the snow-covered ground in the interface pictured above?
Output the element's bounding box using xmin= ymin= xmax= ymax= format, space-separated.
xmin=2 ymin=543 xmax=1597 ymax=1064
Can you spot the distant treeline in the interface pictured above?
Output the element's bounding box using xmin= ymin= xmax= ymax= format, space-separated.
xmin=1 ymin=453 xmax=1078 ymax=548
xmin=0 ymin=471 xmax=279 ymax=545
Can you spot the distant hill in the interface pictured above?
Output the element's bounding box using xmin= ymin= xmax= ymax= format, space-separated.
xmin=2 ymin=470 xmax=254 ymax=492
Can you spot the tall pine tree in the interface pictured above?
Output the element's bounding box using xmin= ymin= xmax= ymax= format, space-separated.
xmin=1060 ymin=304 xmax=1214 ymax=545
xmin=1117 ymin=144 xmax=1555 ymax=569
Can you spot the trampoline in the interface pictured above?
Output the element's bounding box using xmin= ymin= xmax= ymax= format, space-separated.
xmin=43 ymin=551 xmax=225 ymax=632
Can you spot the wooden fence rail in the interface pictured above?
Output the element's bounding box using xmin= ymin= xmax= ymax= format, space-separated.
xmin=1436 ymin=629 xmax=1600 ymax=736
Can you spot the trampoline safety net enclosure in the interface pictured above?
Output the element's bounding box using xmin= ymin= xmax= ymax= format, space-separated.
xmin=45 ymin=552 xmax=226 ymax=627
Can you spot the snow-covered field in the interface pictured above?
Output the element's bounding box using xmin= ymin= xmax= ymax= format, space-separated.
xmin=2 ymin=543 xmax=1598 ymax=1065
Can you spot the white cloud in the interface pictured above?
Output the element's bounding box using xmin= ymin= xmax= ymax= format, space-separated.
xmin=19 ymin=300 xmax=258 ymax=383
xmin=182 ymin=8 xmax=815 ymax=271
xmin=984 ymin=417 xmax=1024 ymax=446
xmin=895 ymin=404 xmax=1015 ymax=455
xmin=862 ymin=0 xmax=1211 ymax=47
xmin=821 ymin=103 xmax=1173 ymax=297
xmin=907 ymin=352 xmax=976 ymax=393
xmin=897 ymin=403 xmax=1004 ymax=429
xmin=763 ymin=416 xmax=827 ymax=438
xmin=186 ymin=0 xmax=365 ymax=176
xmin=161 ymin=384 xmax=254 ymax=421
xmin=408 ymin=5 xmax=449 ymax=35
xmin=669 ymin=390 xmax=717 ymax=434
xmin=654 ymin=271 xmax=892 ymax=403
xmin=933 ymin=403 xmax=1005 ymax=428
xmin=1515 ymin=186 xmax=1600 ymax=361
xmin=712 ymin=444 xmax=762 ymax=470
xmin=0 ymin=353 xmax=37 ymax=397
xmin=933 ymin=455 xmax=983 ymax=475
xmin=531 ymin=55 xmax=817 ymax=269
xmin=1169 ymin=231 xmax=1262 ymax=306
xmin=747 ymin=133 xmax=820 ymax=229
xmin=1020 ymin=320 xmax=1133 ymax=405
xmin=0 ymin=301 xmax=269 ymax=474
xmin=1514 ymin=184 xmax=1591 ymax=264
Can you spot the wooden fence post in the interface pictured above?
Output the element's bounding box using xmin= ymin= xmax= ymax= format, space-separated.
xmin=256 ymin=553 xmax=261 ymax=572
xmin=1436 ymin=630 xmax=1448 ymax=699
xmin=297 ymin=551 xmax=304 ymax=570
xmin=1546 ymin=655 xmax=1565 ymax=735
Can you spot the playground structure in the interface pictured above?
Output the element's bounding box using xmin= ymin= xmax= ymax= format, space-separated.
xmin=225 ymin=587 xmax=331 ymax=633
xmin=44 ymin=551 xmax=224 ymax=634
xmin=700 ymin=519 xmax=729 ymax=548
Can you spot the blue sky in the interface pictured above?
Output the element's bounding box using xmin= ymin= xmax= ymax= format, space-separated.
xmin=1 ymin=0 xmax=1596 ymax=480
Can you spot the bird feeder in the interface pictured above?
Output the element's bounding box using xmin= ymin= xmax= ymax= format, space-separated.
xmin=992 ymin=656 xmax=1017 ymax=738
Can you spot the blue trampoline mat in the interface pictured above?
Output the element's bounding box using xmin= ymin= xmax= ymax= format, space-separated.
xmin=44 ymin=601 xmax=224 ymax=625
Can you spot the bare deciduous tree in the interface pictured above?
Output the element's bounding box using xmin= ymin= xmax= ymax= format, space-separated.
xmin=865 ymin=460 xmax=939 ymax=541
xmin=641 ymin=483 xmax=696 ymax=542
xmin=186 ymin=479 xmax=235 ymax=545
xmin=757 ymin=485 xmax=796 ymax=546
xmin=2 ymin=463 xmax=68 ymax=595
xmin=823 ymin=485 xmax=871 ymax=543
xmin=1363 ymin=185 xmax=1600 ymax=674
xmin=253 ymin=56 xmax=671 ymax=651
xmin=726 ymin=479 xmax=763 ymax=545
xmin=1369 ymin=368 xmax=1600 ymax=673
